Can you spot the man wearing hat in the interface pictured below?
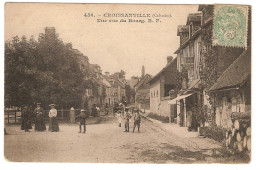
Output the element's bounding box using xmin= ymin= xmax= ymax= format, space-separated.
xmin=76 ymin=109 xmax=87 ymax=133
xmin=34 ymin=103 xmax=46 ymax=131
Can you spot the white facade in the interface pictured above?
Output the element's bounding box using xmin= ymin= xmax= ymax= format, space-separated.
xmin=150 ymin=79 xmax=160 ymax=115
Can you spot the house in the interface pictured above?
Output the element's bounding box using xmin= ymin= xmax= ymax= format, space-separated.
xmin=149 ymin=56 xmax=178 ymax=121
xmin=170 ymin=5 xmax=250 ymax=130
xmin=208 ymin=49 xmax=251 ymax=128
xmin=106 ymin=73 xmax=126 ymax=105
xmin=134 ymin=73 xmax=152 ymax=111
xmin=170 ymin=13 xmax=204 ymax=128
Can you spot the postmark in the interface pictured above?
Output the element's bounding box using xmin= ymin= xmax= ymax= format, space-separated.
xmin=213 ymin=5 xmax=248 ymax=48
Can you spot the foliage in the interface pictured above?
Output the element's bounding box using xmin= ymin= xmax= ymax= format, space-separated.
xmin=5 ymin=33 xmax=88 ymax=109
xmin=176 ymin=65 xmax=188 ymax=91
xmin=200 ymin=25 xmax=218 ymax=90
xmin=147 ymin=112 xmax=169 ymax=123
xmin=199 ymin=126 xmax=226 ymax=143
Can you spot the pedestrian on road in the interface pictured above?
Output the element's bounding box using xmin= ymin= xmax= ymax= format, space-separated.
xmin=34 ymin=103 xmax=46 ymax=131
xmin=105 ymin=103 xmax=109 ymax=121
xmin=132 ymin=109 xmax=141 ymax=133
xmin=76 ymin=109 xmax=87 ymax=133
xmin=48 ymin=104 xmax=59 ymax=132
xmin=117 ymin=110 xmax=122 ymax=127
xmin=124 ymin=108 xmax=131 ymax=132
xmin=21 ymin=105 xmax=32 ymax=132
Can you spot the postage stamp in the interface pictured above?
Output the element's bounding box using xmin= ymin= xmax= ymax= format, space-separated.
xmin=212 ymin=5 xmax=248 ymax=48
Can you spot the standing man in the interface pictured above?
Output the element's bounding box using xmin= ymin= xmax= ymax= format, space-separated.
xmin=123 ymin=108 xmax=131 ymax=132
xmin=34 ymin=103 xmax=46 ymax=131
xmin=132 ymin=109 xmax=141 ymax=133
xmin=48 ymin=104 xmax=59 ymax=132
xmin=76 ymin=109 xmax=87 ymax=133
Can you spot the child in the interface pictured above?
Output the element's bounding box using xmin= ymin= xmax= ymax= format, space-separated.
xmin=133 ymin=109 xmax=141 ymax=133
xmin=76 ymin=109 xmax=87 ymax=133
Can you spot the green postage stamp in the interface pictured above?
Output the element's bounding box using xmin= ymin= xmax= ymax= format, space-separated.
xmin=213 ymin=5 xmax=248 ymax=48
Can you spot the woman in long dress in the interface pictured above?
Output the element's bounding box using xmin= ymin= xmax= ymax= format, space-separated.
xmin=117 ymin=110 xmax=122 ymax=127
xmin=21 ymin=105 xmax=32 ymax=132
xmin=48 ymin=104 xmax=59 ymax=132
xmin=34 ymin=103 xmax=46 ymax=131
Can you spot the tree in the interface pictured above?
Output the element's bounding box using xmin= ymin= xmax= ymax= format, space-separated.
xmin=5 ymin=31 xmax=88 ymax=109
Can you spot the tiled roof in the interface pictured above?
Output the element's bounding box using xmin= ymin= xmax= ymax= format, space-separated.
xmin=209 ymin=48 xmax=251 ymax=91
xmin=134 ymin=74 xmax=152 ymax=91
xmin=149 ymin=57 xmax=177 ymax=84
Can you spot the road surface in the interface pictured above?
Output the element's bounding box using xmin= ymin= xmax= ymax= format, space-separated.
xmin=4 ymin=115 xmax=249 ymax=163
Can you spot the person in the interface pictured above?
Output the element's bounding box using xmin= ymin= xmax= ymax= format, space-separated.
xmin=76 ymin=109 xmax=87 ymax=133
xmin=21 ymin=105 xmax=32 ymax=132
xmin=187 ymin=110 xmax=192 ymax=131
xmin=123 ymin=108 xmax=131 ymax=132
xmin=132 ymin=109 xmax=141 ymax=133
xmin=105 ymin=103 xmax=109 ymax=121
xmin=91 ymin=104 xmax=97 ymax=117
xmin=48 ymin=104 xmax=59 ymax=132
xmin=117 ymin=110 xmax=122 ymax=127
xmin=96 ymin=105 xmax=100 ymax=117
xmin=34 ymin=103 xmax=46 ymax=131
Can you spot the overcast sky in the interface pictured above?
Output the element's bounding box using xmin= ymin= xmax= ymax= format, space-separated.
xmin=5 ymin=3 xmax=199 ymax=79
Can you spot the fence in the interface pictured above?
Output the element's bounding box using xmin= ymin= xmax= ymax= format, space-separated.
xmin=4 ymin=109 xmax=78 ymax=124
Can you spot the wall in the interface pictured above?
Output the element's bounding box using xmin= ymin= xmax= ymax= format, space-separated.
xmin=150 ymin=79 xmax=160 ymax=114
xmin=159 ymin=97 xmax=171 ymax=117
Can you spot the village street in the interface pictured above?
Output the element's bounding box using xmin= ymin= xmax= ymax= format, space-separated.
xmin=4 ymin=114 xmax=248 ymax=163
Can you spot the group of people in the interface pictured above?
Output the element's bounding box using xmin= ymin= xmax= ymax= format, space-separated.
xmin=21 ymin=103 xmax=59 ymax=132
xmin=20 ymin=102 xmax=141 ymax=134
xmin=116 ymin=104 xmax=142 ymax=133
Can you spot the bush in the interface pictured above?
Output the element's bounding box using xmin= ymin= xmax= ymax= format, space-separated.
xmin=147 ymin=112 xmax=169 ymax=123
xmin=199 ymin=126 xmax=226 ymax=143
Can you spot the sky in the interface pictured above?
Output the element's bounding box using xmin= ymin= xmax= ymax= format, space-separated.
xmin=5 ymin=3 xmax=199 ymax=79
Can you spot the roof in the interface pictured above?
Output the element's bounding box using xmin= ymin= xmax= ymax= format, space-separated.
xmin=198 ymin=5 xmax=209 ymax=11
xmin=149 ymin=57 xmax=177 ymax=85
xmin=186 ymin=13 xmax=202 ymax=25
xmin=188 ymin=79 xmax=200 ymax=89
xmin=209 ymin=48 xmax=251 ymax=92
xmin=174 ymin=28 xmax=202 ymax=54
xmin=134 ymin=74 xmax=152 ymax=90
xmin=101 ymin=75 xmax=111 ymax=88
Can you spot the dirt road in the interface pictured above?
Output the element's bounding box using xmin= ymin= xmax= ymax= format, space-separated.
xmin=4 ymin=116 xmax=249 ymax=163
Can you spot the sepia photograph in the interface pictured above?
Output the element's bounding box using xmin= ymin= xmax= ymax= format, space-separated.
xmin=3 ymin=2 xmax=252 ymax=164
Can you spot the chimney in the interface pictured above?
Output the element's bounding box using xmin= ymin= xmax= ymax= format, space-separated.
xmin=167 ymin=56 xmax=173 ymax=64
xmin=105 ymin=72 xmax=110 ymax=77
xmin=45 ymin=27 xmax=56 ymax=38
xmin=141 ymin=65 xmax=145 ymax=78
